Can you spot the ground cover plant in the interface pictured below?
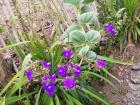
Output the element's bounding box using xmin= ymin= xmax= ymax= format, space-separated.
xmin=0 ymin=0 xmax=136 ymax=105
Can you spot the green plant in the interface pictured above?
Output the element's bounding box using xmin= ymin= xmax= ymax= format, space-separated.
xmin=0 ymin=0 xmax=133 ymax=105
xmin=97 ymin=0 xmax=140 ymax=51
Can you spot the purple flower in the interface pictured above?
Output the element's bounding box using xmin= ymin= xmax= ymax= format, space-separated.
xmin=63 ymin=77 xmax=76 ymax=89
xmin=42 ymin=82 xmax=56 ymax=96
xmin=96 ymin=59 xmax=106 ymax=68
xmin=104 ymin=24 xmax=117 ymax=36
xmin=63 ymin=49 xmax=73 ymax=59
xmin=73 ymin=65 xmax=81 ymax=78
xmin=25 ymin=69 xmax=33 ymax=81
xmin=40 ymin=61 xmax=51 ymax=69
xmin=49 ymin=74 xmax=56 ymax=81
xmin=57 ymin=65 xmax=67 ymax=77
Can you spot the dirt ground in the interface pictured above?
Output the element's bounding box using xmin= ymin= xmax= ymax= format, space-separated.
xmin=94 ymin=43 xmax=140 ymax=105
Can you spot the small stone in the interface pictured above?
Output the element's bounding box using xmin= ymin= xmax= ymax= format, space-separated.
xmin=132 ymin=62 xmax=140 ymax=71
xmin=131 ymin=71 xmax=140 ymax=84
xmin=128 ymin=83 xmax=140 ymax=90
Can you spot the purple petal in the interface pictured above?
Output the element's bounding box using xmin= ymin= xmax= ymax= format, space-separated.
xmin=96 ymin=59 xmax=106 ymax=68
xmin=40 ymin=61 xmax=51 ymax=69
xmin=63 ymin=49 xmax=73 ymax=59
xmin=25 ymin=69 xmax=33 ymax=81
xmin=63 ymin=77 xmax=76 ymax=89
xmin=73 ymin=65 xmax=81 ymax=78
xmin=104 ymin=23 xmax=117 ymax=36
xmin=57 ymin=65 xmax=67 ymax=77
xmin=42 ymin=82 xmax=56 ymax=96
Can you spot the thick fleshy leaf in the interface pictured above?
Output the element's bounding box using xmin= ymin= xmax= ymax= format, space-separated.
xmin=77 ymin=11 xmax=98 ymax=24
xmin=81 ymin=5 xmax=92 ymax=14
xmin=86 ymin=51 xmax=96 ymax=61
xmin=63 ymin=23 xmax=81 ymax=36
xmin=85 ymin=30 xmax=101 ymax=44
xmin=69 ymin=30 xmax=85 ymax=45
xmin=79 ymin=45 xmax=90 ymax=56
xmin=64 ymin=0 xmax=81 ymax=6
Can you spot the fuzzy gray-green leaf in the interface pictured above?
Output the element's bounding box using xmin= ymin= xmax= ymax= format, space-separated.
xmin=63 ymin=23 xmax=81 ymax=36
xmin=79 ymin=45 xmax=90 ymax=56
xmin=86 ymin=51 xmax=96 ymax=61
xmin=85 ymin=30 xmax=101 ymax=44
xmin=69 ymin=30 xmax=85 ymax=45
xmin=77 ymin=11 xmax=98 ymax=24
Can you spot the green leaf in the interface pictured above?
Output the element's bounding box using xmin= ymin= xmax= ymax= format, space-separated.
xmin=68 ymin=95 xmax=83 ymax=105
xmin=6 ymin=54 xmax=32 ymax=97
xmin=52 ymin=46 xmax=63 ymax=71
xmin=102 ymin=68 xmax=120 ymax=82
xmin=64 ymin=0 xmax=81 ymax=6
xmin=64 ymin=92 xmax=75 ymax=105
xmin=77 ymin=11 xmax=98 ymax=24
xmin=10 ymin=39 xmax=26 ymax=61
xmin=6 ymin=92 xmax=36 ymax=105
xmin=97 ymin=55 xmax=133 ymax=65
xmin=83 ymin=0 xmax=94 ymax=4
xmin=85 ymin=30 xmax=101 ymax=44
xmin=0 ymin=70 xmax=24 ymax=96
xmin=0 ymin=26 xmax=4 ymax=33
xmin=69 ymin=30 xmax=85 ymax=45
xmin=79 ymin=45 xmax=90 ymax=56
xmin=83 ymin=71 xmax=116 ymax=89
xmin=82 ymin=88 xmax=111 ymax=105
xmin=81 ymin=5 xmax=92 ymax=14
xmin=42 ymin=93 xmax=54 ymax=105
xmin=116 ymin=8 xmax=126 ymax=18
xmin=55 ymin=95 xmax=60 ymax=105
xmin=63 ymin=23 xmax=81 ymax=36
xmin=35 ymin=88 xmax=42 ymax=105
xmin=6 ymin=76 xmax=26 ymax=97
xmin=86 ymin=51 xmax=97 ymax=61
xmin=0 ymin=41 xmax=30 ymax=52
xmin=0 ymin=97 xmax=5 ymax=105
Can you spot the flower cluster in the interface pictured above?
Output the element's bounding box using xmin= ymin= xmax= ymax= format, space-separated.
xmin=100 ymin=23 xmax=117 ymax=45
xmin=57 ymin=63 xmax=81 ymax=89
xmin=24 ymin=49 xmax=81 ymax=96
xmin=104 ymin=23 xmax=117 ymax=36
xmin=24 ymin=49 xmax=107 ymax=96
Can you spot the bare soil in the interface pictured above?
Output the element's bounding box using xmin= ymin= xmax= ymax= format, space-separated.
xmin=94 ymin=43 xmax=140 ymax=105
